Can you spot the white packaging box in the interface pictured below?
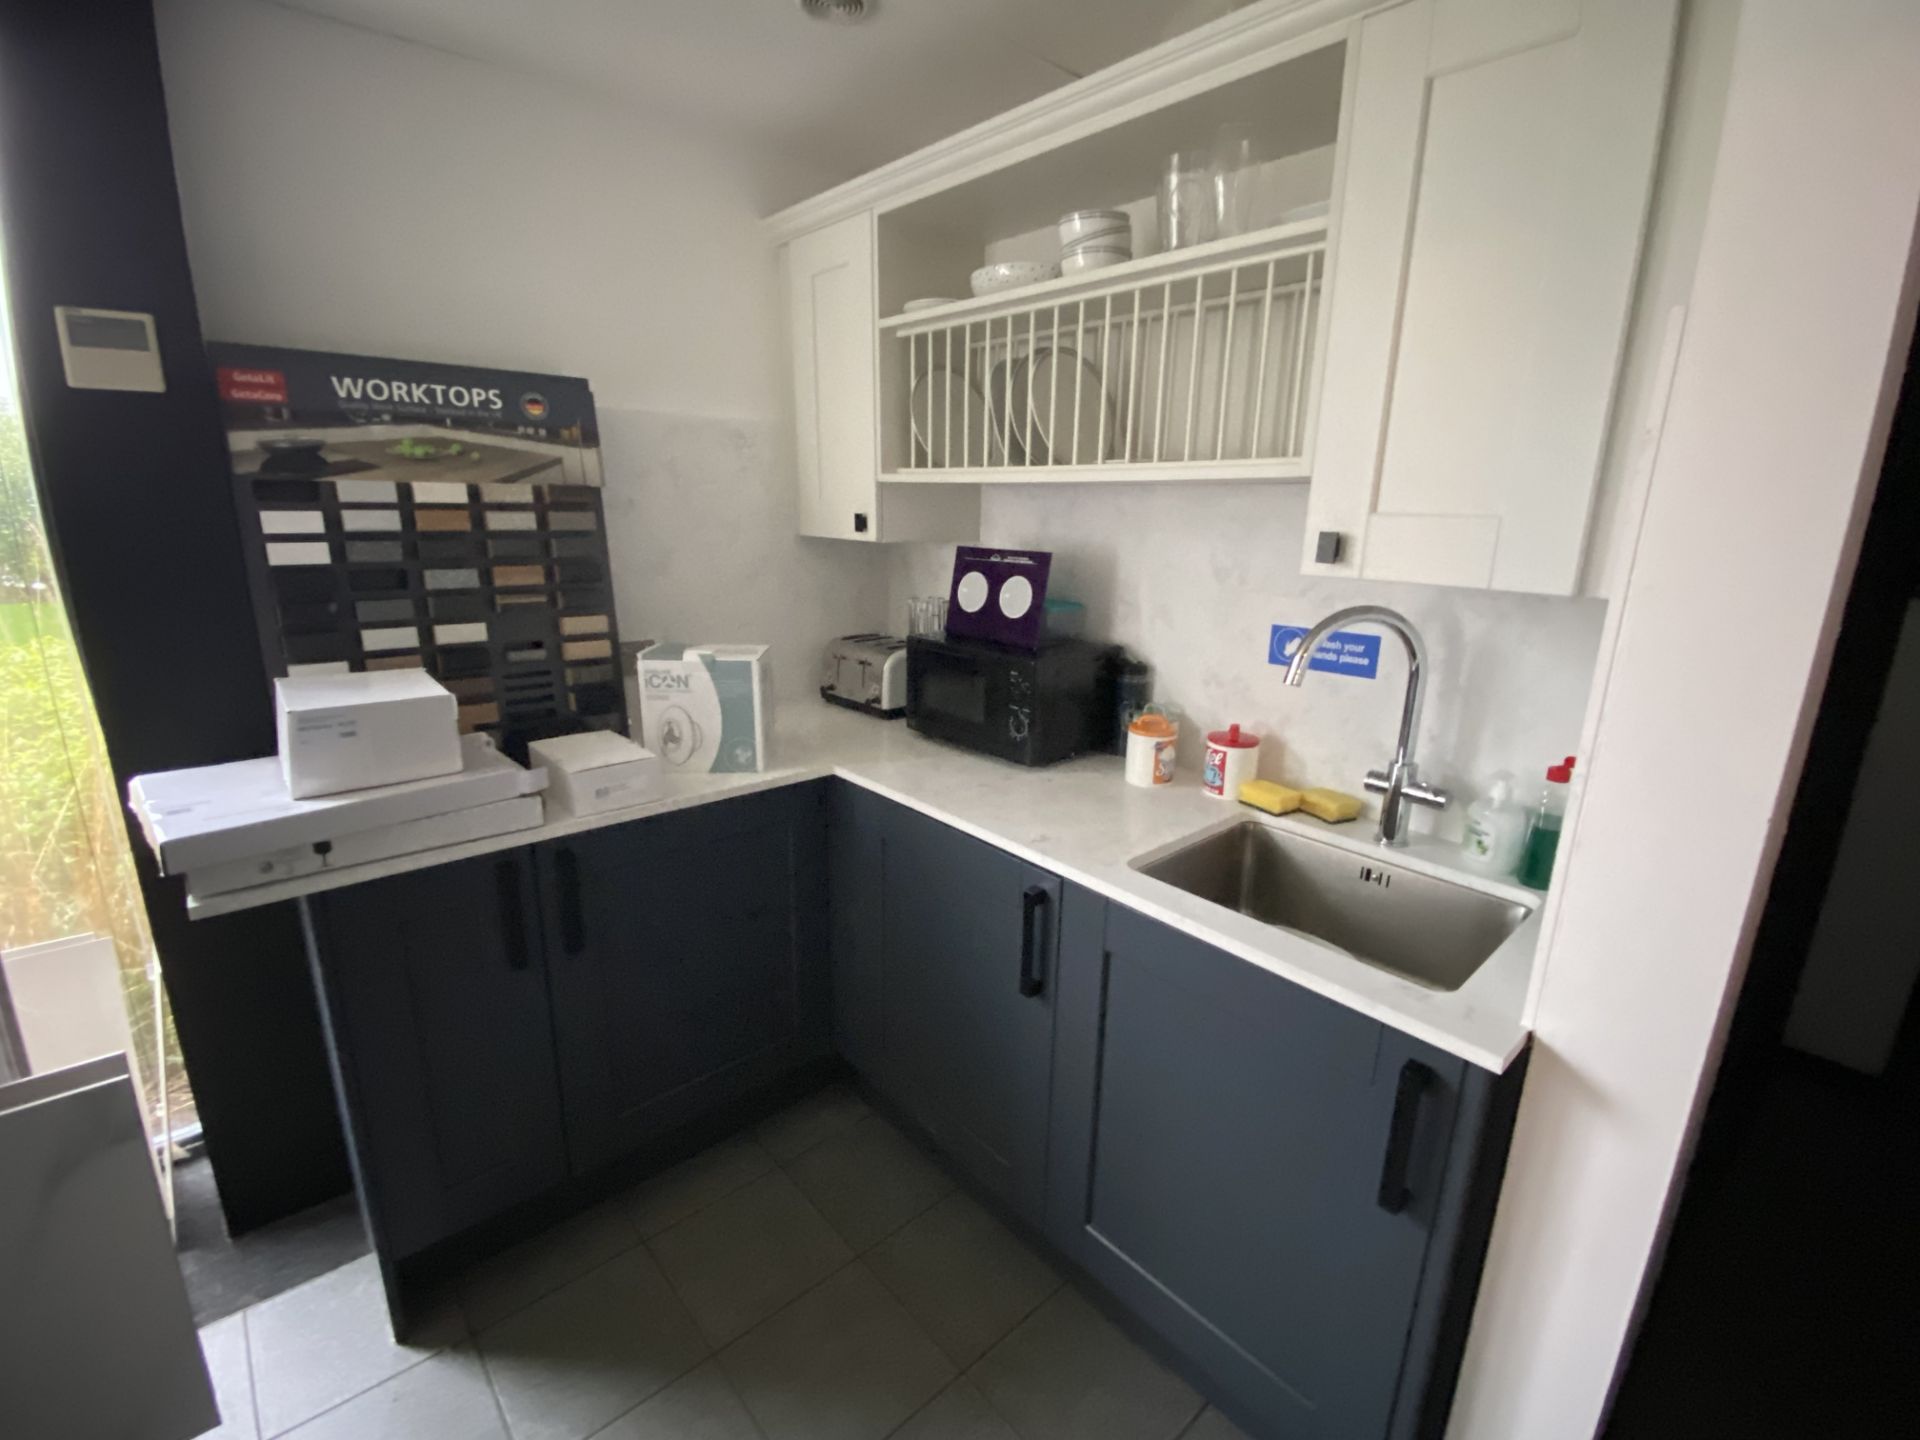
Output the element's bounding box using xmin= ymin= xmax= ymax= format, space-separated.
xmin=182 ymin=794 xmax=547 ymax=899
xmin=275 ymin=669 xmax=461 ymax=799
xmin=129 ymin=733 xmax=545 ymax=876
xmin=637 ymin=643 xmax=769 ymax=773
xmin=528 ymin=731 xmax=666 ymax=817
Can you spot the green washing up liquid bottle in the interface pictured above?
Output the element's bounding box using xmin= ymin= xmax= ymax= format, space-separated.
xmin=1519 ymin=756 xmax=1576 ymax=890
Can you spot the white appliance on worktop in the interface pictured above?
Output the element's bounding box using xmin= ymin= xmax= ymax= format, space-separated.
xmin=770 ymin=0 xmax=1674 ymax=600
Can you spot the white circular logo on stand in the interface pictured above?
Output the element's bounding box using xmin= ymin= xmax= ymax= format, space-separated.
xmin=999 ymin=575 xmax=1033 ymax=619
xmin=956 ymin=571 xmax=989 ymax=613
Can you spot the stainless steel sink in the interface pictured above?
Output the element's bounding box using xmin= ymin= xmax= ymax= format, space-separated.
xmin=1132 ymin=822 xmax=1533 ymax=991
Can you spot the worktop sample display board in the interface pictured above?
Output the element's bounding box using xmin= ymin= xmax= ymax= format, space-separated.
xmin=213 ymin=342 xmax=625 ymax=741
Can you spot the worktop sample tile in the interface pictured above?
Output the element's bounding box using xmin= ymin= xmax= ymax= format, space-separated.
xmin=972 ymin=1287 xmax=1201 ymax=1440
xmin=478 ymin=1249 xmax=706 ymax=1440
xmin=892 ymin=1378 xmax=1020 ymax=1440
xmin=433 ymin=622 xmax=489 ymax=646
xmin=334 ymin=479 xmax=398 ymax=504
xmin=413 ymin=508 xmax=471 ymax=532
xmin=786 ymin=1115 xmax=952 ymax=1252
xmin=354 ymin=599 xmax=414 ymax=624
xmin=246 ymin=1255 xmax=463 ymax=1438
xmin=266 ymin=541 xmax=331 ymax=567
xmin=259 ymin=510 xmax=324 ymax=535
xmin=340 ymin=508 xmax=401 ymax=532
xmin=423 ymin=568 xmax=480 ymax=591
xmin=752 ymin=1083 xmax=870 ymax=1162
xmin=345 ymin=540 xmax=404 ymax=564
xmin=360 ymin=625 xmax=419 ymax=653
xmin=866 ymin=1193 xmax=1062 ymax=1368
xmin=409 ymin=481 xmax=469 ymax=505
xmin=719 ymin=1263 xmax=953 ymax=1440
xmin=647 ymin=1169 xmax=852 ymax=1345
xmin=278 ymin=1347 xmax=503 ymax=1440
xmin=622 ymin=1135 xmax=776 ymax=1240
xmin=483 ymin=509 xmax=538 ymax=531
xmin=455 ymin=1201 xmax=637 ymax=1332
xmin=593 ymin=1358 xmax=761 ymax=1440
xmin=195 ymin=1313 xmax=258 ymax=1440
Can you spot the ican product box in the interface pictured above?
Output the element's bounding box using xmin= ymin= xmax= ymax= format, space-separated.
xmin=528 ymin=732 xmax=666 ymax=816
xmin=637 ymin=643 xmax=768 ymax=773
xmin=275 ymin=670 xmax=461 ymax=799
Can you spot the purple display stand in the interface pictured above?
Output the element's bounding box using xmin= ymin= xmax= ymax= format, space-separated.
xmin=945 ymin=547 xmax=1053 ymax=650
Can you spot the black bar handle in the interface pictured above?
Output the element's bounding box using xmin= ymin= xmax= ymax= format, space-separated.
xmin=1378 ymin=1060 xmax=1435 ymax=1214
xmin=555 ymin=847 xmax=585 ymax=957
xmin=1019 ymin=885 xmax=1049 ymax=997
xmin=497 ymin=858 xmax=530 ymax=972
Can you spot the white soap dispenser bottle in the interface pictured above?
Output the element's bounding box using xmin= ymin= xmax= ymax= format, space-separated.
xmin=1459 ymin=772 xmax=1526 ymax=878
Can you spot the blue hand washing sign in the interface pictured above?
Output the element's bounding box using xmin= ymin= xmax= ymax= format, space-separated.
xmin=1268 ymin=624 xmax=1381 ymax=679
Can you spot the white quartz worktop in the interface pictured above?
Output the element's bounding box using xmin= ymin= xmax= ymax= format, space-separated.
xmin=186 ymin=704 xmax=1541 ymax=1072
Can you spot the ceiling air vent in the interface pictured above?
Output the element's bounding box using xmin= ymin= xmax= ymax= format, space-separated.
xmin=798 ymin=0 xmax=871 ymax=22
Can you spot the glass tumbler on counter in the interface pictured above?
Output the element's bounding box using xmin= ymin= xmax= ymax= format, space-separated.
xmin=1158 ymin=150 xmax=1218 ymax=251
xmin=907 ymin=595 xmax=948 ymax=638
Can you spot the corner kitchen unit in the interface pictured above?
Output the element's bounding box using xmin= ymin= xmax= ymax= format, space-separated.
xmin=184 ymin=703 xmax=1539 ymax=1440
xmin=97 ymin=0 xmax=1735 ymax=1433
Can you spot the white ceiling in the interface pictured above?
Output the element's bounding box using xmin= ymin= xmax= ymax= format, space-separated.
xmin=260 ymin=0 xmax=1249 ymax=206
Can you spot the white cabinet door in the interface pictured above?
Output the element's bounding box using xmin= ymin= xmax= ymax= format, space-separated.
xmin=785 ymin=213 xmax=879 ymax=541
xmin=1306 ymin=0 xmax=1677 ymax=593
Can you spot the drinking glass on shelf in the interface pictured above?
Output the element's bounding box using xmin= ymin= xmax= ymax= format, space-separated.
xmin=1211 ymin=123 xmax=1262 ymax=237
xmin=907 ymin=595 xmax=948 ymax=637
xmin=1158 ymin=150 xmax=1217 ymax=251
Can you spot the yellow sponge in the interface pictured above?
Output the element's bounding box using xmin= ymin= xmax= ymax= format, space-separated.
xmin=1300 ymin=787 xmax=1363 ymax=823
xmin=1237 ymin=779 xmax=1302 ymax=815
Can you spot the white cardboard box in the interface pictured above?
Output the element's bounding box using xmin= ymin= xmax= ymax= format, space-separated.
xmin=528 ymin=731 xmax=666 ymax=817
xmin=129 ymin=733 xmax=546 ymax=875
xmin=183 ymin=794 xmax=547 ymax=899
xmin=275 ymin=669 xmax=461 ymax=799
xmin=637 ymin=643 xmax=769 ymax=773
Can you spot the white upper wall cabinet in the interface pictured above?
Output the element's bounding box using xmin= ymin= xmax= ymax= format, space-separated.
xmin=785 ymin=214 xmax=876 ymax=541
xmin=768 ymin=0 xmax=1674 ymax=568
xmin=1304 ymin=0 xmax=1678 ymax=593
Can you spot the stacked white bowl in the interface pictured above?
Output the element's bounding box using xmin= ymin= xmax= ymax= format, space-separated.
xmin=1058 ymin=209 xmax=1132 ymax=276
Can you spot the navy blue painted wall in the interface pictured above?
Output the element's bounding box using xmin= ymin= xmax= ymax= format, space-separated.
xmin=0 ymin=0 xmax=349 ymax=1230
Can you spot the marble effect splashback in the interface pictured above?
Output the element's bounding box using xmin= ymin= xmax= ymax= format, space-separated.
xmin=888 ymin=484 xmax=1605 ymax=844
xmin=600 ymin=409 xmax=889 ymax=703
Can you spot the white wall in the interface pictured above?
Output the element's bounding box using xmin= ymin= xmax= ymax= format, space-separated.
xmin=155 ymin=0 xmax=887 ymax=697
xmin=890 ymin=490 xmax=1601 ymax=843
xmin=1449 ymin=3 xmax=1920 ymax=1436
xmin=1783 ymin=597 xmax=1920 ymax=1074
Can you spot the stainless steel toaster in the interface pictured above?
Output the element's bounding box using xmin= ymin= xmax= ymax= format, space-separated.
xmin=820 ymin=634 xmax=909 ymax=718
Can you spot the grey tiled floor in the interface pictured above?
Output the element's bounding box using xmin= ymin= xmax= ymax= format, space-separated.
xmin=195 ymin=1086 xmax=1250 ymax=1440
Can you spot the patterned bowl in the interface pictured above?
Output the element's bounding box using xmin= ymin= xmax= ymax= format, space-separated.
xmin=970 ymin=261 xmax=1059 ymax=297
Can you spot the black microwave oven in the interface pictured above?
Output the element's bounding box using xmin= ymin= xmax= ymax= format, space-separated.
xmin=905 ymin=634 xmax=1113 ymax=766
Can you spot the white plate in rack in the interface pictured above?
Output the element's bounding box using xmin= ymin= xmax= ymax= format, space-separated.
xmin=903 ymin=297 xmax=959 ymax=313
xmin=910 ymin=368 xmax=1011 ymax=467
xmin=1024 ymin=347 xmax=1114 ymax=465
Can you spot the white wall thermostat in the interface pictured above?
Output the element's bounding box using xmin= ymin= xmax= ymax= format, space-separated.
xmin=54 ymin=306 xmax=165 ymax=393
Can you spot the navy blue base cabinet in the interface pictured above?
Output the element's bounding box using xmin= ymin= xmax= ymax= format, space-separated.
xmin=826 ymin=788 xmax=1059 ymax=1228
xmin=301 ymin=783 xmax=831 ymax=1320
xmin=301 ymin=850 xmax=567 ymax=1264
xmin=828 ymin=789 xmax=1527 ymax=1440
xmin=540 ymin=784 xmax=831 ymax=1174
